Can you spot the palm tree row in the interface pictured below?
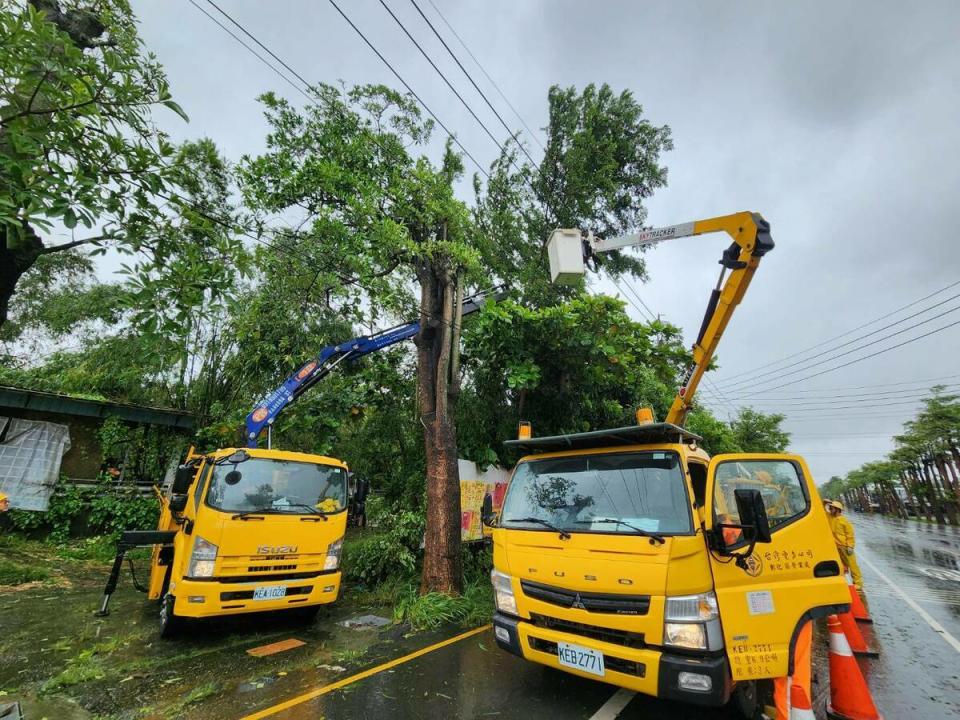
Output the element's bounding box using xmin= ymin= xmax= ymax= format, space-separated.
xmin=820 ymin=387 xmax=960 ymax=525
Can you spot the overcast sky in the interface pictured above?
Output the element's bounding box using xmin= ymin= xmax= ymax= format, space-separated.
xmin=127 ymin=0 xmax=960 ymax=482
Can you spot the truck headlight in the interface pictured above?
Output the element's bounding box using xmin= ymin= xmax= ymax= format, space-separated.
xmin=324 ymin=537 xmax=343 ymax=571
xmin=664 ymin=622 xmax=707 ymax=649
xmin=664 ymin=591 xmax=723 ymax=651
xmin=188 ymin=536 xmax=218 ymax=578
xmin=491 ymin=569 xmax=518 ymax=616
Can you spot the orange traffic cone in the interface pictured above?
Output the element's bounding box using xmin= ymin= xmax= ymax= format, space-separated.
xmin=790 ymin=685 xmax=815 ymax=719
xmin=837 ymin=611 xmax=879 ymax=658
xmin=848 ymin=583 xmax=872 ymax=623
xmin=826 ymin=615 xmax=883 ymax=720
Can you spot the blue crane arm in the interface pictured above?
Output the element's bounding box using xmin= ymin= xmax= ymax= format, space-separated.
xmin=244 ymin=286 xmax=505 ymax=446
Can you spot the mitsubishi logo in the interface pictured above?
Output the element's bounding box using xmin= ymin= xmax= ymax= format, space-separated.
xmin=572 ymin=593 xmax=586 ymax=610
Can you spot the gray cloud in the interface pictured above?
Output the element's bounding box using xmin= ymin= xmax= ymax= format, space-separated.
xmin=126 ymin=0 xmax=960 ymax=481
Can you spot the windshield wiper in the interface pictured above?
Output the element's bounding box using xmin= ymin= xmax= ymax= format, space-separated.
xmin=574 ymin=518 xmax=666 ymax=544
xmin=232 ymin=507 xmax=272 ymax=520
xmin=286 ymin=503 xmax=328 ymax=520
xmin=503 ymin=516 xmax=571 ymax=540
xmin=231 ymin=504 xmax=328 ymax=520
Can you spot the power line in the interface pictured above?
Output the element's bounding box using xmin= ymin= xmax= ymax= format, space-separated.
xmin=717 ymin=290 xmax=960 ymax=392
xmin=714 ymin=277 xmax=960 ymax=386
xmin=323 ymin=0 xmax=490 ymax=179
xmin=771 ymin=399 xmax=926 ymax=412
xmin=376 ymin=0 xmax=512 ymax=164
xmin=186 ymin=0 xmax=313 ymax=103
xmin=722 ymin=302 xmax=960 ymax=393
xmin=203 ymin=0 xmax=314 ymax=89
xmin=735 ymin=373 xmax=960 ymax=396
xmin=747 ymin=317 xmax=960 ymax=395
xmin=729 ymin=382 xmax=960 ymax=402
xmin=423 ymin=0 xmax=545 ymax=152
xmin=406 ymin=0 xmax=539 ymax=169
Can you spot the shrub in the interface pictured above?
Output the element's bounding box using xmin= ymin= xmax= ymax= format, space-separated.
xmin=341 ymin=508 xmax=425 ymax=585
xmin=6 ymin=475 xmax=160 ymax=542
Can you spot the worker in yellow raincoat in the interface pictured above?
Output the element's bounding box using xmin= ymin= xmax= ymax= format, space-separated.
xmin=826 ymin=499 xmax=863 ymax=590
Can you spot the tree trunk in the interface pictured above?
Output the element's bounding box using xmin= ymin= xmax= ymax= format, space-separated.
xmin=0 ymin=222 xmax=44 ymax=329
xmin=416 ymin=261 xmax=463 ymax=595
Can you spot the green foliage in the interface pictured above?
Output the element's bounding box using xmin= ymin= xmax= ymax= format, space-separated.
xmin=685 ymin=408 xmax=741 ymax=455
xmin=7 ymin=475 xmax=159 ymax=541
xmin=730 ymin=407 xmax=790 ymax=453
xmin=393 ymin=580 xmax=493 ymax=630
xmin=0 ymin=0 xmax=178 ymax=237
xmin=340 ymin=509 xmax=426 ymax=585
xmin=459 ymin=294 xmax=689 ymax=464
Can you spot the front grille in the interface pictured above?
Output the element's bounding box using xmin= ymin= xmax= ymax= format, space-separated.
xmin=218 ymin=570 xmax=330 ymax=583
xmin=530 ymin=613 xmax=645 ymax=648
xmin=520 ymin=580 xmax=650 ymax=615
xmin=527 ymin=637 xmax=645 ymax=677
xmin=220 ymin=585 xmax=312 ymax=601
xmin=247 ymin=564 xmax=297 ymax=573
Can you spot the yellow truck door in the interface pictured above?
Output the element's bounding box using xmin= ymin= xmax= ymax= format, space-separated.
xmin=704 ymin=453 xmax=850 ymax=681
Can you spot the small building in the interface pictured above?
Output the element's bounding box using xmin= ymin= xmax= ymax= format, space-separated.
xmin=0 ymin=385 xmax=194 ymax=510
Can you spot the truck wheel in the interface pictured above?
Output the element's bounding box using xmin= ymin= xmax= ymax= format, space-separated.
xmin=158 ymin=593 xmax=182 ymax=639
xmin=731 ymin=680 xmax=759 ymax=719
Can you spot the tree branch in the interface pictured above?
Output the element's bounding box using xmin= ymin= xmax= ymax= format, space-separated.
xmin=37 ymin=234 xmax=114 ymax=254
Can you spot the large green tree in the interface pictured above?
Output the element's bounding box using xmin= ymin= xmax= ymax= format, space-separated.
xmin=459 ymin=294 xmax=688 ymax=464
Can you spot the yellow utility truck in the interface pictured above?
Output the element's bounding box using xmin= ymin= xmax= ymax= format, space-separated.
xmin=485 ymin=213 xmax=850 ymax=714
xmin=97 ymin=288 xmax=504 ymax=636
xmin=97 ymin=446 xmax=349 ymax=637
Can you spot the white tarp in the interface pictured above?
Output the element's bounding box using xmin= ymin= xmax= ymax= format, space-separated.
xmin=0 ymin=417 xmax=72 ymax=511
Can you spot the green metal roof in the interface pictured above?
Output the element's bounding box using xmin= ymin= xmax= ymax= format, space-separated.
xmin=0 ymin=385 xmax=194 ymax=429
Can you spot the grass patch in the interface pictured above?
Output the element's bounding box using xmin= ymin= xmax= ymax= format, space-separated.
xmin=393 ymin=580 xmax=493 ymax=630
xmin=54 ymin=535 xmax=123 ymax=562
xmin=40 ymin=636 xmax=126 ymax=693
xmin=0 ymin=558 xmax=50 ymax=585
xmin=164 ymin=681 xmax=220 ymax=717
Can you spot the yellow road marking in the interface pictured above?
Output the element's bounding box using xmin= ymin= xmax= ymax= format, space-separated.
xmin=240 ymin=624 xmax=491 ymax=719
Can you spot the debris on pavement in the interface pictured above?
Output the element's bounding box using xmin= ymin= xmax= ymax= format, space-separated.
xmin=338 ymin=614 xmax=391 ymax=630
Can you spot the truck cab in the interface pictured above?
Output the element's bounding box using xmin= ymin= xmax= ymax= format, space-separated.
xmin=488 ymin=422 xmax=849 ymax=713
xmin=148 ymin=446 xmax=349 ymax=636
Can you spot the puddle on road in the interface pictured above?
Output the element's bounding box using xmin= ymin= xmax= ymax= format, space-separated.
xmin=0 ymin=539 xmax=402 ymax=719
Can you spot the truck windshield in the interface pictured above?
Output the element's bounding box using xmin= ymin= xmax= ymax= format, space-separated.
xmin=205 ymin=458 xmax=347 ymax=514
xmin=500 ymin=451 xmax=691 ymax=535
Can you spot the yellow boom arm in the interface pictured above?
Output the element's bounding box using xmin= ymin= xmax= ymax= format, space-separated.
xmin=548 ymin=211 xmax=774 ymax=427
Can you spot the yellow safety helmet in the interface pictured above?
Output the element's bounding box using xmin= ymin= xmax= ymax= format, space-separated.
xmin=0 ymin=491 xmax=8 ymax=504
xmin=755 ymin=471 xmax=773 ymax=483
xmin=830 ymin=500 xmax=843 ymax=511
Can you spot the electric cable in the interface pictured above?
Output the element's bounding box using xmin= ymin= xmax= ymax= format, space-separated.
xmin=717 ymin=290 xmax=960 ymax=392
xmin=713 ymin=277 xmax=960 ymax=386
xmin=423 ymin=0 xmax=545 ymax=151
xmin=406 ymin=0 xmax=540 ymax=168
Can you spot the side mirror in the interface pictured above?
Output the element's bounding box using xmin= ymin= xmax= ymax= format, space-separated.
xmin=480 ymin=494 xmax=495 ymax=527
xmin=169 ymin=494 xmax=189 ymax=513
xmin=735 ymin=489 xmax=772 ymax=544
xmin=172 ymin=465 xmax=195 ymax=494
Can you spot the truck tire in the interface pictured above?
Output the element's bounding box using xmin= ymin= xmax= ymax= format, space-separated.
xmin=158 ymin=593 xmax=182 ymax=639
xmin=730 ymin=679 xmax=760 ymax=719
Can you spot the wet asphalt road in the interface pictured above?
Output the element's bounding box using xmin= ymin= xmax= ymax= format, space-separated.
xmin=247 ymin=514 xmax=960 ymax=720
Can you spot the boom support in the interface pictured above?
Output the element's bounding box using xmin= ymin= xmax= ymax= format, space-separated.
xmin=245 ymin=286 xmax=505 ymax=446
xmin=547 ymin=212 xmax=773 ymax=427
